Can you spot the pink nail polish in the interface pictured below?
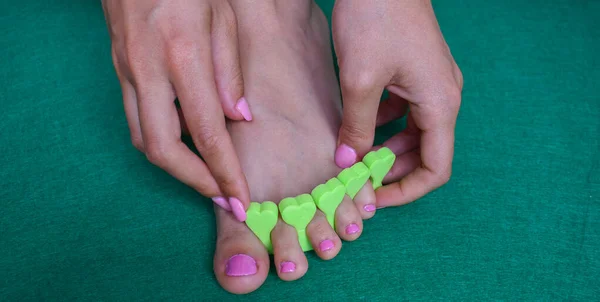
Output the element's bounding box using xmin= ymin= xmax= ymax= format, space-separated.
xmin=212 ymin=197 xmax=231 ymax=211
xmin=229 ymin=197 xmax=247 ymax=222
xmin=363 ymin=204 xmax=376 ymax=212
xmin=225 ymin=254 xmax=257 ymax=276
xmin=280 ymin=261 xmax=296 ymax=273
xmin=235 ymin=97 xmax=253 ymax=121
xmin=345 ymin=223 xmax=360 ymax=235
xmin=319 ymin=239 xmax=335 ymax=252
xmin=334 ymin=144 xmax=357 ymax=168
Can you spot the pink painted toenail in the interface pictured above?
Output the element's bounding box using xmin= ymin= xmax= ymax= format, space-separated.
xmin=280 ymin=261 xmax=296 ymax=273
xmin=225 ymin=254 xmax=257 ymax=277
xmin=363 ymin=204 xmax=376 ymax=212
xmin=334 ymin=144 xmax=357 ymax=168
xmin=212 ymin=197 xmax=231 ymax=211
xmin=345 ymin=223 xmax=360 ymax=235
xmin=319 ymin=239 xmax=335 ymax=252
xmin=235 ymin=97 xmax=253 ymax=121
xmin=229 ymin=197 xmax=247 ymax=222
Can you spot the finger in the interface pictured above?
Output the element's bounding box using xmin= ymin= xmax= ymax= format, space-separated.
xmin=136 ymin=81 xmax=223 ymax=200
xmin=375 ymin=104 xmax=457 ymax=208
xmin=212 ymin=6 xmax=251 ymax=122
xmin=335 ymin=73 xmax=384 ymax=168
xmin=376 ymin=93 xmax=409 ymax=127
xmin=120 ymin=79 xmax=145 ymax=152
xmin=381 ymin=129 xmax=420 ymax=156
xmin=168 ymin=29 xmax=251 ymax=221
xmin=382 ymin=149 xmax=421 ymax=184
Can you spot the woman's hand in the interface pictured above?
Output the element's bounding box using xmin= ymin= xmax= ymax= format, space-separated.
xmin=102 ymin=0 xmax=252 ymax=221
xmin=332 ymin=0 xmax=463 ymax=207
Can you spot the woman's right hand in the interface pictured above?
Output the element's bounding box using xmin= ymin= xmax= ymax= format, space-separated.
xmin=102 ymin=0 xmax=252 ymax=221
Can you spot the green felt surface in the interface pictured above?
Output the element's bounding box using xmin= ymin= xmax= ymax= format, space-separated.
xmin=1 ymin=0 xmax=599 ymax=300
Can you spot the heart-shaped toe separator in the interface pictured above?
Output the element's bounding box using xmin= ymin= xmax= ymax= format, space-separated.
xmin=363 ymin=147 xmax=396 ymax=190
xmin=279 ymin=194 xmax=317 ymax=252
xmin=245 ymin=201 xmax=278 ymax=253
xmin=337 ymin=162 xmax=370 ymax=199
xmin=311 ymin=178 xmax=345 ymax=228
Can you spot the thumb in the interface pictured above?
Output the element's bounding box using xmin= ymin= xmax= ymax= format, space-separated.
xmin=335 ymin=73 xmax=384 ymax=168
xmin=212 ymin=8 xmax=252 ymax=122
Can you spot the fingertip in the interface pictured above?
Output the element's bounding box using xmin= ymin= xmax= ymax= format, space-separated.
xmin=234 ymin=97 xmax=253 ymax=121
xmin=334 ymin=143 xmax=357 ymax=168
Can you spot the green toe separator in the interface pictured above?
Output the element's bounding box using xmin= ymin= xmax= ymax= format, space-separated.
xmin=279 ymin=194 xmax=317 ymax=252
xmin=363 ymin=147 xmax=396 ymax=190
xmin=337 ymin=162 xmax=370 ymax=199
xmin=245 ymin=201 xmax=278 ymax=254
xmin=312 ymin=178 xmax=345 ymax=229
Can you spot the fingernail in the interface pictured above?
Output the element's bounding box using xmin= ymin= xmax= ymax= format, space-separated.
xmin=229 ymin=197 xmax=247 ymax=222
xmin=212 ymin=197 xmax=231 ymax=211
xmin=345 ymin=223 xmax=360 ymax=235
xmin=225 ymin=254 xmax=257 ymax=276
xmin=319 ymin=239 xmax=335 ymax=252
xmin=280 ymin=261 xmax=296 ymax=273
xmin=235 ymin=97 xmax=253 ymax=121
xmin=335 ymin=144 xmax=357 ymax=168
xmin=363 ymin=204 xmax=376 ymax=212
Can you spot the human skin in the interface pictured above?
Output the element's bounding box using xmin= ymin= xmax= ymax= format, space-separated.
xmin=332 ymin=0 xmax=464 ymax=208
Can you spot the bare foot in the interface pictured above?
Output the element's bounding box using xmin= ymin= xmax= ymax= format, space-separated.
xmin=212 ymin=1 xmax=377 ymax=294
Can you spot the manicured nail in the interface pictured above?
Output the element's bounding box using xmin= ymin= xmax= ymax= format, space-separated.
xmin=319 ymin=239 xmax=335 ymax=252
xmin=345 ymin=223 xmax=360 ymax=235
xmin=334 ymin=144 xmax=357 ymax=168
xmin=212 ymin=197 xmax=231 ymax=211
xmin=280 ymin=261 xmax=296 ymax=273
xmin=229 ymin=197 xmax=247 ymax=222
xmin=235 ymin=97 xmax=253 ymax=121
xmin=225 ymin=254 xmax=257 ymax=276
xmin=363 ymin=204 xmax=376 ymax=212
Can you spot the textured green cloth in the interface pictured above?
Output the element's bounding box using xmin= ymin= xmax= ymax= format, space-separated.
xmin=1 ymin=0 xmax=598 ymax=300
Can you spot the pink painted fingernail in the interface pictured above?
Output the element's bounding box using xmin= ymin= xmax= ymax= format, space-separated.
xmin=363 ymin=204 xmax=376 ymax=212
xmin=334 ymin=144 xmax=357 ymax=168
xmin=225 ymin=254 xmax=257 ymax=276
xmin=319 ymin=239 xmax=335 ymax=252
xmin=345 ymin=223 xmax=360 ymax=235
xmin=280 ymin=261 xmax=296 ymax=273
xmin=212 ymin=197 xmax=231 ymax=211
xmin=229 ymin=197 xmax=247 ymax=222
xmin=235 ymin=97 xmax=253 ymax=121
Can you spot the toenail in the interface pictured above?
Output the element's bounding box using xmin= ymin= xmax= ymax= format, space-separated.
xmin=345 ymin=223 xmax=360 ymax=235
xmin=280 ymin=261 xmax=296 ymax=273
xmin=363 ymin=204 xmax=376 ymax=212
xmin=235 ymin=97 xmax=253 ymax=121
xmin=225 ymin=254 xmax=257 ymax=277
xmin=319 ymin=239 xmax=335 ymax=252
xmin=212 ymin=197 xmax=231 ymax=211
xmin=229 ymin=197 xmax=247 ymax=222
xmin=335 ymin=144 xmax=357 ymax=168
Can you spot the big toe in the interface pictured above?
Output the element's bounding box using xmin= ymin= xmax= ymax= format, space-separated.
xmin=213 ymin=207 xmax=269 ymax=294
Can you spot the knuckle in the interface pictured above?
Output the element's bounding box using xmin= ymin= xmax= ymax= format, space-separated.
xmin=340 ymin=70 xmax=378 ymax=95
xmin=193 ymin=130 xmax=225 ymax=155
xmin=131 ymin=136 xmax=145 ymax=152
xmin=144 ymin=140 xmax=171 ymax=167
xmin=342 ymin=121 xmax=372 ymax=144
xmin=433 ymin=167 xmax=452 ymax=187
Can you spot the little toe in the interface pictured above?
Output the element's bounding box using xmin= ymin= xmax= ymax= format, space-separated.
xmin=272 ymin=220 xmax=309 ymax=281
xmin=353 ymin=180 xmax=377 ymax=219
xmin=306 ymin=211 xmax=342 ymax=260
xmin=334 ymin=195 xmax=363 ymax=241
xmin=213 ymin=207 xmax=269 ymax=294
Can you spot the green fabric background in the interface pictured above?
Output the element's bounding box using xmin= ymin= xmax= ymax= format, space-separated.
xmin=1 ymin=0 xmax=598 ymax=300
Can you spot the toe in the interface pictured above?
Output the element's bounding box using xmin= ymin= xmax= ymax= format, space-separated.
xmin=213 ymin=207 xmax=269 ymax=294
xmin=353 ymin=180 xmax=377 ymax=219
xmin=272 ymin=220 xmax=309 ymax=281
xmin=334 ymin=195 xmax=363 ymax=241
xmin=306 ymin=211 xmax=342 ymax=260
